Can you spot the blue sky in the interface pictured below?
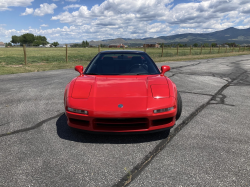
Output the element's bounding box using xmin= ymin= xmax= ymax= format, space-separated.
xmin=0 ymin=0 xmax=250 ymax=43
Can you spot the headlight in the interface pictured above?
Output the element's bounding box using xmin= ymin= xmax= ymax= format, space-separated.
xmin=154 ymin=107 xmax=174 ymax=114
xmin=67 ymin=107 xmax=88 ymax=115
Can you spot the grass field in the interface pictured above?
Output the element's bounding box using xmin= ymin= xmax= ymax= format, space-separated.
xmin=0 ymin=46 xmax=250 ymax=75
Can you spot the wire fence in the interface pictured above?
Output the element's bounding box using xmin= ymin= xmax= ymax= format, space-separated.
xmin=0 ymin=45 xmax=250 ymax=65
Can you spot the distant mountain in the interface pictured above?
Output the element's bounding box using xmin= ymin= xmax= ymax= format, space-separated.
xmin=120 ymin=38 xmax=133 ymax=41
xmin=89 ymin=27 xmax=250 ymax=46
xmin=141 ymin=37 xmax=154 ymax=40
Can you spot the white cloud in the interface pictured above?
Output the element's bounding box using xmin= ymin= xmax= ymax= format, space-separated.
xmin=0 ymin=0 xmax=34 ymax=11
xmin=236 ymin=25 xmax=249 ymax=29
xmin=65 ymin=0 xmax=78 ymax=2
xmin=63 ymin=4 xmax=81 ymax=10
xmin=34 ymin=3 xmax=57 ymax=16
xmin=240 ymin=4 xmax=250 ymax=14
xmin=21 ymin=8 xmax=34 ymax=16
xmin=1 ymin=0 xmax=250 ymax=43
xmin=41 ymin=24 xmax=49 ymax=27
xmin=47 ymin=0 xmax=249 ymax=41
xmin=52 ymin=0 xmax=173 ymax=24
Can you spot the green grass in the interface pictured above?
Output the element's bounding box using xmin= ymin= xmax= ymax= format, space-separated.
xmin=0 ymin=46 xmax=250 ymax=75
xmin=0 ymin=47 xmax=96 ymax=65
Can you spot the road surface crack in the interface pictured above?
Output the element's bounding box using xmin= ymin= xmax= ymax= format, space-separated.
xmin=0 ymin=122 xmax=11 ymax=126
xmin=0 ymin=112 xmax=64 ymax=138
xmin=112 ymin=70 xmax=247 ymax=187
xmin=178 ymin=91 xmax=213 ymax=96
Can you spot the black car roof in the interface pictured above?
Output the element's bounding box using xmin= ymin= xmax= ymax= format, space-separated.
xmin=99 ymin=50 xmax=146 ymax=54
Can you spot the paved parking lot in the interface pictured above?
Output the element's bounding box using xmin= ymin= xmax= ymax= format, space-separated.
xmin=0 ymin=55 xmax=249 ymax=186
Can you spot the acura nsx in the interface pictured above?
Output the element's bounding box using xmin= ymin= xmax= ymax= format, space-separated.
xmin=64 ymin=50 xmax=182 ymax=133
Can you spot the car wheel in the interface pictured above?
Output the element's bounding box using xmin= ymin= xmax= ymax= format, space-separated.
xmin=176 ymin=91 xmax=182 ymax=121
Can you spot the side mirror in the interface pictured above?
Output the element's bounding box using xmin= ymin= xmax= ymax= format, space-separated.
xmin=160 ymin=65 xmax=170 ymax=76
xmin=75 ymin=65 xmax=84 ymax=76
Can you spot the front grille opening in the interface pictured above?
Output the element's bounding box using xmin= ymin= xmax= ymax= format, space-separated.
xmin=69 ymin=118 xmax=90 ymax=126
xmin=152 ymin=117 xmax=173 ymax=126
xmin=94 ymin=118 xmax=148 ymax=130
xmin=95 ymin=118 xmax=147 ymax=124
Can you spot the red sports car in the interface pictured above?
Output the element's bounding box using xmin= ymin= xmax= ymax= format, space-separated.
xmin=64 ymin=50 xmax=182 ymax=133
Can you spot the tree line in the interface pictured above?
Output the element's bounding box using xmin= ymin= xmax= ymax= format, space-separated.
xmin=9 ymin=33 xmax=89 ymax=48
xmin=11 ymin=33 xmax=52 ymax=46
xmin=71 ymin=40 xmax=90 ymax=48
xmin=10 ymin=33 xmax=60 ymax=47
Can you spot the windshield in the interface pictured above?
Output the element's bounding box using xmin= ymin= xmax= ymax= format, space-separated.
xmin=84 ymin=53 xmax=160 ymax=75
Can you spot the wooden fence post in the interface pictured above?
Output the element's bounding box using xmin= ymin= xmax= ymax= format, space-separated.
xmin=66 ymin=44 xmax=68 ymax=63
xmin=200 ymin=46 xmax=203 ymax=55
xmin=244 ymin=46 xmax=246 ymax=52
xmin=23 ymin=44 xmax=27 ymax=65
xmin=239 ymin=47 xmax=241 ymax=52
xmin=190 ymin=45 xmax=192 ymax=55
xmin=210 ymin=45 xmax=212 ymax=54
xmin=233 ymin=45 xmax=234 ymax=53
xmin=177 ymin=46 xmax=179 ymax=56
xmin=161 ymin=43 xmax=164 ymax=57
xmin=218 ymin=46 xmax=221 ymax=53
xmin=98 ymin=45 xmax=100 ymax=53
xmin=123 ymin=45 xmax=125 ymax=50
xmin=144 ymin=45 xmax=146 ymax=53
xmin=226 ymin=47 xmax=227 ymax=53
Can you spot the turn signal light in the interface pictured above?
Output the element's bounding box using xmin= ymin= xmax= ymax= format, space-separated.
xmin=67 ymin=107 xmax=88 ymax=115
xmin=154 ymin=107 xmax=174 ymax=114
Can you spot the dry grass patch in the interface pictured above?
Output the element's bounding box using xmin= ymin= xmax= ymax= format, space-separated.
xmin=0 ymin=61 xmax=89 ymax=75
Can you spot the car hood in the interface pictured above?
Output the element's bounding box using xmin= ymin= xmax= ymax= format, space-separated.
xmin=71 ymin=75 xmax=169 ymax=98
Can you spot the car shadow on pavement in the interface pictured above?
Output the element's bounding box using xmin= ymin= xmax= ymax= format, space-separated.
xmin=56 ymin=114 xmax=170 ymax=144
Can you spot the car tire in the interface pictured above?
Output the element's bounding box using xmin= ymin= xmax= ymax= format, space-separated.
xmin=176 ymin=91 xmax=182 ymax=121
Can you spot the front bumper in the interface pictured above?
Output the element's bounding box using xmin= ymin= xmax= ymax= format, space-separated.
xmin=65 ymin=109 xmax=176 ymax=133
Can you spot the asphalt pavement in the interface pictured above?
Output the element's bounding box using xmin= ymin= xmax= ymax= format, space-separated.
xmin=0 ymin=55 xmax=249 ymax=187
